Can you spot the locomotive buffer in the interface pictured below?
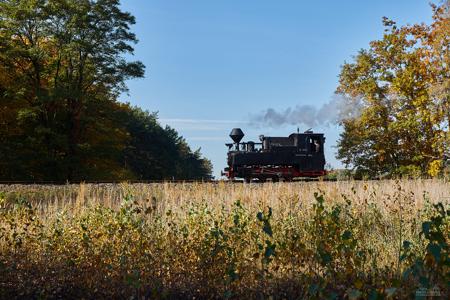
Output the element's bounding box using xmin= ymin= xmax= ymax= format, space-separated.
xmin=222 ymin=128 xmax=327 ymax=182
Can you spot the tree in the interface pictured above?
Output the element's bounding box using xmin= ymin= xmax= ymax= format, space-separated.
xmin=120 ymin=106 xmax=213 ymax=180
xmin=0 ymin=0 xmax=212 ymax=181
xmin=0 ymin=0 xmax=144 ymax=180
xmin=336 ymin=2 xmax=450 ymax=178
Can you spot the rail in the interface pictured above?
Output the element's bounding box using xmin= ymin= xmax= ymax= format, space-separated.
xmin=0 ymin=178 xmax=340 ymax=185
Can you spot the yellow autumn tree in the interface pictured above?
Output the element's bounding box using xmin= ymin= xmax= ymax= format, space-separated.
xmin=336 ymin=2 xmax=449 ymax=178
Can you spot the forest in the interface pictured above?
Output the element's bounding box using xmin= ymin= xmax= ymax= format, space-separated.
xmin=0 ymin=0 xmax=212 ymax=182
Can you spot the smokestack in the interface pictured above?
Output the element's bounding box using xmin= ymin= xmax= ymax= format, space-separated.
xmin=229 ymin=128 xmax=244 ymax=143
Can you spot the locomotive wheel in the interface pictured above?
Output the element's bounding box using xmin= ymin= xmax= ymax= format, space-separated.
xmin=272 ymin=177 xmax=279 ymax=183
xmin=244 ymin=177 xmax=251 ymax=183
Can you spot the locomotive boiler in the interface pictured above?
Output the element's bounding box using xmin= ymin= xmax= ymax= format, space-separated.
xmin=223 ymin=128 xmax=326 ymax=182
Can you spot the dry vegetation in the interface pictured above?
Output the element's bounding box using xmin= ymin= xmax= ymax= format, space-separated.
xmin=0 ymin=180 xmax=449 ymax=299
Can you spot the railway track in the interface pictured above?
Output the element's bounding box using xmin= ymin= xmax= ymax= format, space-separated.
xmin=0 ymin=178 xmax=339 ymax=185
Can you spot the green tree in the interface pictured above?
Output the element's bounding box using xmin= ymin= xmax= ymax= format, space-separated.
xmin=120 ymin=106 xmax=213 ymax=180
xmin=336 ymin=2 xmax=450 ymax=178
xmin=0 ymin=0 xmax=144 ymax=180
xmin=0 ymin=0 xmax=212 ymax=181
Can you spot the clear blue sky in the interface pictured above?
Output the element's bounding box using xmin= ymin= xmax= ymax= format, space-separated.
xmin=119 ymin=0 xmax=434 ymax=178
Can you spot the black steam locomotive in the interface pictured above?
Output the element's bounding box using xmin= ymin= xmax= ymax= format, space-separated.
xmin=223 ymin=128 xmax=326 ymax=182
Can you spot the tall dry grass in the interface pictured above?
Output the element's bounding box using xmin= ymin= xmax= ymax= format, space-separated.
xmin=1 ymin=179 xmax=448 ymax=212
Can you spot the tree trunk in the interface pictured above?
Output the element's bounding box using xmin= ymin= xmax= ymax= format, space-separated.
xmin=67 ymin=98 xmax=82 ymax=181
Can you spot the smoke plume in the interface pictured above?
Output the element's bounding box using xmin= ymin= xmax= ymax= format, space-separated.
xmin=250 ymin=95 xmax=362 ymax=128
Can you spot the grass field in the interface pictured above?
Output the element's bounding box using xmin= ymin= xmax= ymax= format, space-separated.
xmin=0 ymin=180 xmax=449 ymax=299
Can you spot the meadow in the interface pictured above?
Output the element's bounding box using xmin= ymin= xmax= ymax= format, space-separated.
xmin=0 ymin=180 xmax=448 ymax=299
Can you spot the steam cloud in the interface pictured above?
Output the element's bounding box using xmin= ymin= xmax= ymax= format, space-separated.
xmin=250 ymin=95 xmax=362 ymax=128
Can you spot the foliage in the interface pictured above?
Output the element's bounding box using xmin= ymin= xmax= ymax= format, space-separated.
xmin=336 ymin=2 xmax=450 ymax=178
xmin=0 ymin=181 xmax=448 ymax=298
xmin=0 ymin=0 xmax=211 ymax=181
xmin=117 ymin=104 xmax=213 ymax=180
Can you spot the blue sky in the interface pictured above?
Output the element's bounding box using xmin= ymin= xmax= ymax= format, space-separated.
xmin=119 ymin=0 xmax=433 ymax=178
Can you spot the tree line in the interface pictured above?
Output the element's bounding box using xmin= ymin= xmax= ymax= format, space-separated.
xmin=0 ymin=0 xmax=212 ymax=182
xmin=336 ymin=2 xmax=449 ymax=178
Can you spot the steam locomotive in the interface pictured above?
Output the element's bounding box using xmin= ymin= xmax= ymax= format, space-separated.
xmin=223 ymin=128 xmax=326 ymax=182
